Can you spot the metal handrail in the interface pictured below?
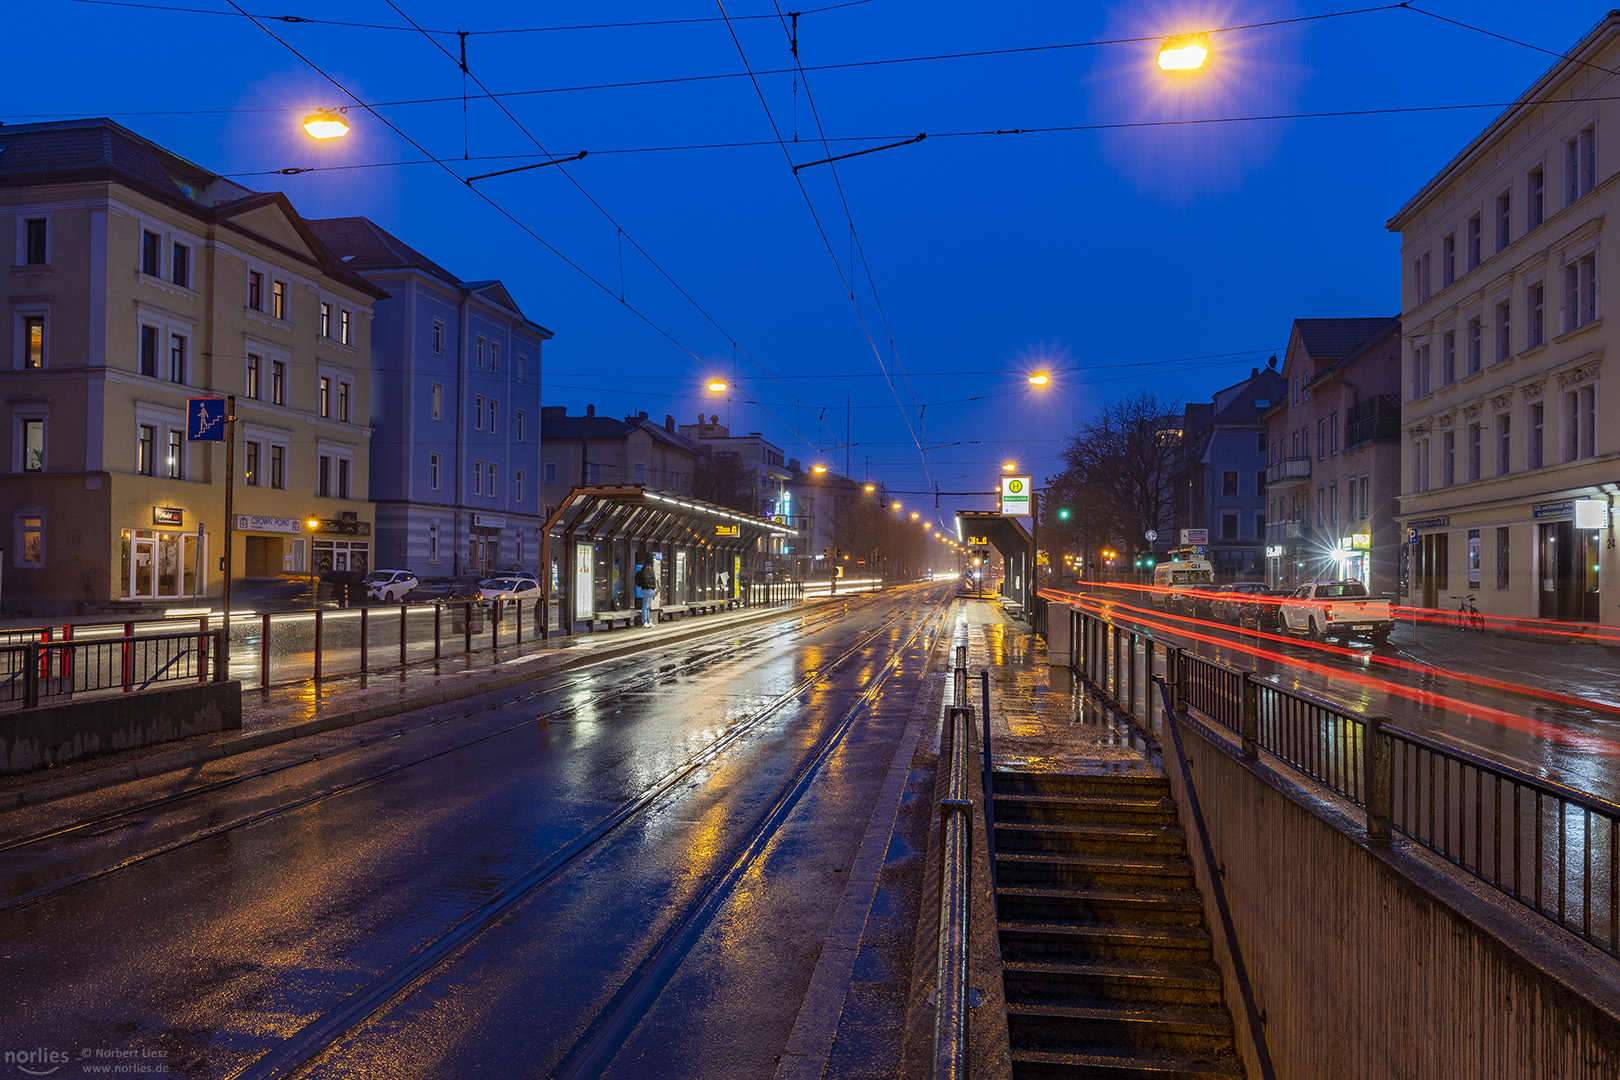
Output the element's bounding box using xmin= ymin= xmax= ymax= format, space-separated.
xmin=1 ymin=630 xmax=223 ymax=707
xmin=933 ymin=671 xmax=974 ymax=1080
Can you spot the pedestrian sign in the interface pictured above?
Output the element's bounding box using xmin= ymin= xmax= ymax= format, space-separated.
xmin=187 ymin=397 xmax=227 ymax=441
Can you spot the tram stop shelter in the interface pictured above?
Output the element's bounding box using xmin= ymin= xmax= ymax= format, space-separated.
xmin=956 ymin=510 xmax=1035 ymax=621
xmin=542 ymin=486 xmax=793 ymax=636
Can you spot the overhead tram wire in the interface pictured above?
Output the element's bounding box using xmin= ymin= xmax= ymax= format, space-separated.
xmin=378 ymin=0 xmax=850 ymax=467
xmin=716 ymin=0 xmax=939 ymax=497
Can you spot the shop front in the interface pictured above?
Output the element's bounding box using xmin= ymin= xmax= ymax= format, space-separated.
xmin=120 ymin=506 xmax=208 ymax=601
xmin=1533 ymin=499 xmax=1605 ymax=623
xmin=310 ymin=512 xmax=371 ymax=575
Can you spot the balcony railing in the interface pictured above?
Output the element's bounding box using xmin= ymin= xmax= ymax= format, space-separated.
xmin=1265 ymin=520 xmax=1311 ymax=542
xmin=1347 ymin=394 xmax=1402 ymax=448
xmin=1266 ymin=457 xmax=1311 ymax=486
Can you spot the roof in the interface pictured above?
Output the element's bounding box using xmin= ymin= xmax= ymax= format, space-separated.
xmin=1293 ymin=318 xmax=1394 ymax=361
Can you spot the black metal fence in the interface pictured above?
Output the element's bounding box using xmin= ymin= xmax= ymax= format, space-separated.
xmin=1062 ymin=604 xmax=1620 ymax=959
xmin=0 ymin=629 xmax=221 ymax=708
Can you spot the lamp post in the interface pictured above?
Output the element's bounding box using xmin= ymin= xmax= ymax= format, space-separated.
xmin=305 ymin=515 xmax=321 ymax=597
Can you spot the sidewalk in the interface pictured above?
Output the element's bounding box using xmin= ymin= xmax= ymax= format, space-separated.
xmin=0 ymin=600 xmax=809 ymax=808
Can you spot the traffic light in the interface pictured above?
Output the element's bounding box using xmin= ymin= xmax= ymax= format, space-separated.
xmin=1057 ymin=508 xmax=1070 ymax=520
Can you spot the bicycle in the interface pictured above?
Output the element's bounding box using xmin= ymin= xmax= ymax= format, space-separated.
xmin=1455 ymin=594 xmax=1484 ymax=631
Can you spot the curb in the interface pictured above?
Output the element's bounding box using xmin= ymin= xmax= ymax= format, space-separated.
xmin=2 ymin=601 xmax=814 ymax=810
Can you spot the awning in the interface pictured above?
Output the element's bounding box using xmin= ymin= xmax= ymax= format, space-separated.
xmin=543 ymin=485 xmax=791 ymax=551
xmin=956 ymin=510 xmax=1035 ymax=617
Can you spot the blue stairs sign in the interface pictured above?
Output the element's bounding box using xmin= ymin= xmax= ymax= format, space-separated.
xmin=187 ymin=397 xmax=227 ymax=441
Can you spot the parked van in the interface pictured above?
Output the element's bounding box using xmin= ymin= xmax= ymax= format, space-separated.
xmin=1151 ymin=554 xmax=1213 ymax=612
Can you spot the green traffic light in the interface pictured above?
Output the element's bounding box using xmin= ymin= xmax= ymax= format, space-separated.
xmin=1058 ymin=508 xmax=1070 ymax=520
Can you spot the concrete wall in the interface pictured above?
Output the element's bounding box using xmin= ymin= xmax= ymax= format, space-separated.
xmin=0 ymin=681 xmax=242 ymax=774
xmin=1165 ymin=710 xmax=1620 ymax=1080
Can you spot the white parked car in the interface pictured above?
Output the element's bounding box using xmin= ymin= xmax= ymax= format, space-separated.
xmin=365 ymin=569 xmax=419 ymax=602
xmin=478 ymin=570 xmax=539 ymax=590
xmin=477 ymin=577 xmax=542 ymax=602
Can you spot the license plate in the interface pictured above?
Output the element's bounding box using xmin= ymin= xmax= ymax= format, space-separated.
xmin=1353 ymin=624 xmax=1373 ymax=631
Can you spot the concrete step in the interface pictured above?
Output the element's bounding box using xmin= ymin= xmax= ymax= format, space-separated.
xmin=1000 ymin=919 xmax=1214 ymax=965
xmin=996 ymin=850 xmax=1195 ymax=892
xmin=1002 ymin=957 xmax=1226 ymax=1009
xmin=996 ymin=884 xmax=1206 ymax=926
xmin=995 ymin=820 xmax=1188 ymax=857
xmin=1008 ymin=999 xmax=1239 ymax=1058
xmin=993 ymin=790 xmax=1180 ymax=827
xmin=992 ymin=771 xmax=1170 ymax=800
xmin=1009 ymin=1045 xmax=1246 ymax=1080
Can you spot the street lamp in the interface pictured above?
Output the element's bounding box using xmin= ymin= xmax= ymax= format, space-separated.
xmin=1157 ymin=34 xmax=1209 ymax=71
xmin=706 ymin=378 xmax=728 ymax=393
xmin=1002 ymin=461 xmax=1017 ymax=472
xmin=812 ymin=464 xmax=828 ymax=474
xmin=1028 ymin=371 xmax=1050 ymax=387
xmin=305 ymin=515 xmax=321 ymax=594
xmin=303 ymin=108 xmax=350 ymax=139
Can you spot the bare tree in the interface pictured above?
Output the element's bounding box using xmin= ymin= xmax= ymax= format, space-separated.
xmin=1057 ymin=390 xmax=1184 ymax=559
xmin=690 ymin=454 xmax=760 ymax=514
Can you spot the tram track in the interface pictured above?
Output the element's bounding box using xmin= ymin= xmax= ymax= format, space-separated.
xmin=221 ymin=588 xmax=954 ymax=1080
xmin=0 ymin=594 xmax=899 ymax=906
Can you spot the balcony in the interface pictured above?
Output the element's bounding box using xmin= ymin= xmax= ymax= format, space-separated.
xmin=1265 ymin=519 xmax=1311 ymax=542
xmin=1266 ymin=457 xmax=1311 ymax=487
xmin=1347 ymin=394 xmax=1402 ymax=448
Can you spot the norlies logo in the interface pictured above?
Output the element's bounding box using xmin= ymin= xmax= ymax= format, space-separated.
xmin=5 ymin=1047 xmax=68 ymax=1076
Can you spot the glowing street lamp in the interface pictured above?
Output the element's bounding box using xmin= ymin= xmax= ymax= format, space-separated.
xmin=1002 ymin=461 xmax=1017 ymax=472
xmin=812 ymin=464 xmax=828 ymax=474
xmin=910 ymin=512 xmax=920 ymax=520
xmin=863 ymin=483 xmax=875 ymax=492
xmin=303 ymin=109 xmax=350 ymax=139
xmin=706 ymin=378 xmax=728 ymax=393
xmin=1157 ymin=34 xmax=1209 ymax=71
xmin=1028 ymin=371 xmax=1050 ymax=387
xmin=892 ymin=502 xmax=902 ymax=511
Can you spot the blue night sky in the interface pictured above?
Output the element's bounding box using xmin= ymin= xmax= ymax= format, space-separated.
xmin=8 ymin=1 xmax=1608 ymax=527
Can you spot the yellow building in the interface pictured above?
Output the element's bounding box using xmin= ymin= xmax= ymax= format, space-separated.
xmin=1 ymin=119 xmax=385 ymax=616
xmin=1388 ymin=15 xmax=1619 ymax=625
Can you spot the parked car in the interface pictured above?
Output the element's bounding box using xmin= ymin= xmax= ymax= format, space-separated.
xmin=477 ymin=577 xmax=542 ymax=602
xmin=402 ymin=580 xmax=485 ymax=605
xmin=477 ymin=570 xmax=539 ymax=590
xmin=1234 ymin=587 xmax=1291 ymax=631
xmin=1207 ymin=582 xmax=1273 ymax=623
xmin=365 ymin=569 xmax=420 ymax=603
xmin=1279 ymin=580 xmax=1395 ymax=643
xmin=229 ymin=574 xmax=334 ymax=613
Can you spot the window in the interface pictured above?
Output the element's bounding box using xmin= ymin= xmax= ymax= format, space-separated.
xmin=429 ymin=523 xmax=441 ymax=562
xmin=1566 ymin=124 xmax=1596 ymax=204
xmin=1528 ymin=165 xmax=1545 ymax=230
xmin=271 ymin=360 xmax=286 ymax=405
xmin=1566 ymin=384 xmax=1597 ymax=461
xmin=1441 ymin=332 xmax=1455 ymax=385
xmin=1496 ymin=190 xmax=1511 ymax=251
xmin=1221 ymin=512 xmax=1238 ymax=540
xmin=516 ymin=469 xmax=525 ymax=502
xmin=589 ymin=462 xmax=601 ymax=484
xmin=172 ymin=243 xmax=190 ymax=288
xmin=24 ymin=218 xmax=48 ymax=266
xmin=517 ymin=354 xmax=528 ymax=385
xmin=140 ymin=325 xmax=159 ymax=377
xmin=474 ymin=395 xmax=484 ymax=430
xmin=22 ymin=315 xmax=44 ymax=369
xmin=429 ymin=452 xmax=441 ymax=490
xmin=1495 ymin=301 xmax=1511 ymax=363
xmin=489 ymin=400 xmax=498 ymax=434
xmin=1527 ymin=282 xmax=1545 ymax=347
xmin=487 ymin=462 xmax=497 ymax=496
xmin=1411 ymin=342 xmax=1431 ymax=398
xmin=141 ymin=230 xmax=161 ymax=276
xmin=339 ymin=309 xmax=351 ymax=345
xmin=1496 ymin=412 xmax=1511 ymax=476
xmin=432 ymin=320 xmax=445 ymax=354
xmin=245 ymin=441 xmax=259 ymax=486
xmin=138 ymin=424 xmax=156 ymax=475
xmin=1467 ymin=317 xmax=1482 ymax=375
xmin=1221 ymin=470 xmax=1237 ymax=497
xmin=166 ymin=429 xmax=182 ymax=479
xmin=318 ymin=455 xmax=331 ymax=497
xmin=1442 ymin=430 xmax=1455 ymax=486
xmin=1328 ymin=483 xmax=1338 ymax=527
xmin=337 ymin=457 xmax=350 ymax=499
xmin=248 ymin=270 xmax=264 ymax=311
xmin=339 ymin=380 xmax=350 ymax=423
xmin=476 ymin=336 xmax=485 ymax=367
xmin=1359 ymin=476 xmax=1369 ymax=520
xmin=320 ymin=302 xmax=332 ymax=338
xmin=245 ymin=354 xmax=262 ymax=399
xmin=516 ymin=409 xmax=525 ymax=442
xmin=1255 ymin=469 xmax=1265 ymax=496
xmin=1443 ymin=234 xmax=1456 ymax=287
xmin=16 ymin=514 xmax=43 ymax=567
xmin=1316 ymin=486 xmax=1325 ymax=526
xmin=1467 ymin=213 xmax=1482 ymax=270
xmin=544 ymin=462 xmax=557 ymax=485
xmin=1565 ymin=254 xmax=1599 ymax=330
xmin=20 ymin=418 xmax=44 ymax=472
xmin=1317 ymin=418 xmax=1326 ymax=460
xmin=431 ymin=383 xmax=443 ymax=421
xmin=168 ymin=333 xmax=186 ymax=384
xmin=635 ymin=461 xmax=647 ymax=484
xmin=1412 ymin=437 xmax=1430 ymax=493
xmin=270 ymin=445 xmax=285 ymax=489
xmin=1528 ymin=401 xmax=1544 ymax=469
xmin=490 ymin=341 xmax=500 ymax=373
xmin=473 ymin=460 xmax=483 ymax=495
xmin=1413 ymin=252 xmax=1431 ymax=304
xmin=319 ymin=376 xmax=332 ymax=418
xmin=1330 ymin=412 xmax=1339 ymax=454
xmin=1496 ymin=527 xmax=1510 ymax=589
xmin=1467 ymin=423 xmax=1481 ymax=482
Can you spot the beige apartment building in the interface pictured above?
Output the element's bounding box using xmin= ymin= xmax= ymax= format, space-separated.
xmin=2 ymin=118 xmax=384 ymax=616
xmin=1388 ymin=14 xmax=1620 ymax=626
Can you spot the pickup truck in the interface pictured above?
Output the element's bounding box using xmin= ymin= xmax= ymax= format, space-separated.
xmin=1279 ymin=580 xmax=1395 ymax=643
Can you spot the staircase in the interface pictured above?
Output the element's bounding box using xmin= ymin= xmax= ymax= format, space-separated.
xmin=994 ymin=772 xmax=1247 ymax=1079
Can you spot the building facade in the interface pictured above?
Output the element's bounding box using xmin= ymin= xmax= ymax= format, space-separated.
xmin=1387 ymin=13 xmax=1619 ymax=624
xmin=1264 ymin=318 xmax=1403 ymax=596
xmin=308 ymin=217 xmax=549 ymax=581
xmin=1 ymin=119 xmax=384 ymax=616
xmin=539 ymin=406 xmax=702 ymax=511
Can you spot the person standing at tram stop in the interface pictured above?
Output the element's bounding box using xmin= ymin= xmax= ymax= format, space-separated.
xmin=636 ymin=560 xmax=658 ymax=627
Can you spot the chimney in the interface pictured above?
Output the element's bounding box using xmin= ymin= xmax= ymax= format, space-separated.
xmin=710 ymin=414 xmax=719 ymax=425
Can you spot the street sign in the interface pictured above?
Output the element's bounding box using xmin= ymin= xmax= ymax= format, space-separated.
xmin=187 ymin=397 xmax=227 ymax=441
xmin=1406 ymin=527 xmax=1417 ymax=544
xmin=1145 ymin=530 xmax=1157 ymax=542
xmin=715 ymin=524 xmax=739 ymax=536
xmin=857 ymin=558 xmax=866 ymax=566
xmin=1000 ymin=476 xmax=1032 ymax=517
xmin=1179 ymin=528 xmax=1208 ymax=546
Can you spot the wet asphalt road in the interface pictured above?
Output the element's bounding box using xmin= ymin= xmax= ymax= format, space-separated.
xmin=0 ymin=585 xmax=955 ymax=1080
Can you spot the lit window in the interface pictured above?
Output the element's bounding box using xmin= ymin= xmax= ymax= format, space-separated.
xmin=20 ymin=418 xmax=44 ymax=472
xmin=169 ymin=333 xmax=187 ymax=384
xmin=271 ymin=280 xmax=285 ymax=319
xmin=22 ymin=315 xmax=44 ymax=368
xmin=431 ymin=383 xmax=443 ymax=420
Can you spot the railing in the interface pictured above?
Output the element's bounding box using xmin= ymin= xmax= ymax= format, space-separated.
xmin=0 ymin=630 xmax=222 ymax=708
xmin=1062 ymin=604 xmax=1620 ymax=959
xmin=1265 ymin=456 xmax=1311 ymax=485
xmin=933 ymin=648 xmax=974 ymax=1080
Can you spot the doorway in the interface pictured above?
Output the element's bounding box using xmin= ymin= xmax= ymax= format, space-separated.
xmin=1538 ymin=520 xmax=1599 ymax=621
